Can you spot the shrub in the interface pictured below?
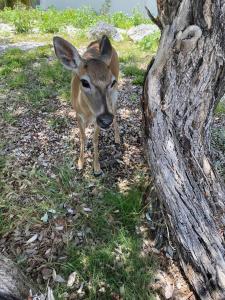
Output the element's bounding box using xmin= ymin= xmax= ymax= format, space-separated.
xmin=0 ymin=4 xmax=38 ymax=33
xmin=13 ymin=11 xmax=33 ymax=32
xmin=131 ymin=8 xmax=150 ymax=26
xmin=138 ymin=31 xmax=160 ymax=52
xmin=39 ymin=8 xmax=62 ymax=33
xmin=122 ymin=65 xmax=145 ymax=85
xmin=111 ymin=11 xmax=133 ymax=29
xmin=0 ymin=6 xmax=151 ymax=32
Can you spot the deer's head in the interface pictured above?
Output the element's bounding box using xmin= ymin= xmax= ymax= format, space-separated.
xmin=53 ymin=35 xmax=118 ymax=129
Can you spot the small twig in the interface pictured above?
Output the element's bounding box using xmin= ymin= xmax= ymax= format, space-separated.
xmin=145 ymin=6 xmax=163 ymax=31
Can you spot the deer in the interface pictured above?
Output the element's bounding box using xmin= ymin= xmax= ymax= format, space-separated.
xmin=53 ymin=35 xmax=120 ymax=176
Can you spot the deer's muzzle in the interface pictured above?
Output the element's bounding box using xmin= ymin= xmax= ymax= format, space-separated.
xmin=97 ymin=113 xmax=114 ymax=129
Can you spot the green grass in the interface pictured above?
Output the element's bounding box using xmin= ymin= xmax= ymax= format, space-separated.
xmin=55 ymin=187 xmax=156 ymax=300
xmin=215 ymin=101 xmax=225 ymax=115
xmin=0 ymin=6 xmax=151 ymax=34
xmin=122 ymin=65 xmax=145 ymax=85
xmin=0 ymin=154 xmax=156 ymax=298
xmin=138 ymin=31 xmax=161 ymax=53
xmin=116 ymin=39 xmax=154 ymax=85
xmin=0 ymin=46 xmax=71 ymax=107
xmin=1 ymin=110 xmax=17 ymax=124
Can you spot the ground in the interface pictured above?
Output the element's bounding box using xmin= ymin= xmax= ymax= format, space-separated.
xmin=0 ymin=29 xmax=157 ymax=299
xmin=0 ymin=11 xmax=225 ymax=300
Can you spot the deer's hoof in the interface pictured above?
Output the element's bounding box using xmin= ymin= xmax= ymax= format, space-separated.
xmin=77 ymin=159 xmax=84 ymax=171
xmin=94 ymin=169 xmax=104 ymax=177
xmin=115 ymin=136 xmax=121 ymax=145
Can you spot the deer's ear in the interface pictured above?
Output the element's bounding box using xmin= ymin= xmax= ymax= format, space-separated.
xmin=99 ymin=35 xmax=112 ymax=66
xmin=53 ymin=36 xmax=82 ymax=70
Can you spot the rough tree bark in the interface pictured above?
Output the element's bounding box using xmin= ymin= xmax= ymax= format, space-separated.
xmin=0 ymin=254 xmax=33 ymax=300
xmin=142 ymin=1 xmax=225 ymax=299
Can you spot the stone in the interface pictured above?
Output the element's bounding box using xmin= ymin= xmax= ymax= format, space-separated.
xmin=0 ymin=23 xmax=15 ymax=32
xmin=63 ymin=25 xmax=79 ymax=36
xmin=88 ymin=22 xmax=123 ymax=42
xmin=0 ymin=42 xmax=47 ymax=55
xmin=127 ymin=24 xmax=159 ymax=42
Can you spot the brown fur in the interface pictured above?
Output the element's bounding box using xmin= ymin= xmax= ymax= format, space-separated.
xmin=71 ymin=38 xmax=120 ymax=175
xmin=71 ymin=40 xmax=119 ymax=113
xmin=53 ymin=35 xmax=120 ymax=175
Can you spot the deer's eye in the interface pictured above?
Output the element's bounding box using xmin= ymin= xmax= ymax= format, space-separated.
xmin=111 ymin=80 xmax=117 ymax=88
xmin=81 ymin=79 xmax=90 ymax=89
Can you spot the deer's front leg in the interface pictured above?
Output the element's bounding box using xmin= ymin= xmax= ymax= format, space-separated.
xmin=113 ymin=116 xmax=120 ymax=144
xmin=77 ymin=115 xmax=86 ymax=170
xmin=93 ymin=125 xmax=102 ymax=176
xmin=112 ymin=104 xmax=120 ymax=144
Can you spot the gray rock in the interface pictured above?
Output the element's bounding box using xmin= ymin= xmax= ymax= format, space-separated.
xmin=0 ymin=42 xmax=47 ymax=54
xmin=127 ymin=24 xmax=159 ymax=42
xmin=88 ymin=22 xmax=123 ymax=42
xmin=32 ymin=27 xmax=40 ymax=34
xmin=116 ymin=27 xmax=127 ymax=35
xmin=63 ymin=25 xmax=79 ymax=36
xmin=0 ymin=23 xmax=15 ymax=32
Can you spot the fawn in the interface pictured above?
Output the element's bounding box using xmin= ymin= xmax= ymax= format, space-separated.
xmin=53 ymin=35 xmax=120 ymax=175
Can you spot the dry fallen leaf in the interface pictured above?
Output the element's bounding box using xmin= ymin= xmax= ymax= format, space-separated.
xmin=41 ymin=212 xmax=48 ymax=223
xmin=26 ymin=233 xmax=38 ymax=245
xmin=47 ymin=287 xmax=55 ymax=300
xmin=67 ymin=271 xmax=77 ymax=287
xmin=83 ymin=207 xmax=92 ymax=212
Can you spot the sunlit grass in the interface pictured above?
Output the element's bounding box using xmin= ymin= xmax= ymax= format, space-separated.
xmin=0 ymin=6 xmax=151 ymax=34
xmin=56 ymin=187 xmax=156 ymax=299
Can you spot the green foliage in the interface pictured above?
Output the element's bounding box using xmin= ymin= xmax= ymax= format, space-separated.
xmin=122 ymin=65 xmax=145 ymax=85
xmin=0 ymin=3 xmax=39 ymax=33
xmin=0 ymin=6 xmax=151 ymax=33
xmin=110 ymin=8 xmax=151 ymax=29
xmin=58 ymin=187 xmax=156 ymax=299
xmin=131 ymin=8 xmax=151 ymax=26
xmin=138 ymin=31 xmax=161 ymax=53
xmin=215 ymin=101 xmax=225 ymax=115
xmin=0 ymin=46 xmax=70 ymax=106
xmin=38 ymin=8 xmax=62 ymax=33
xmin=111 ymin=11 xmax=133 ymax=29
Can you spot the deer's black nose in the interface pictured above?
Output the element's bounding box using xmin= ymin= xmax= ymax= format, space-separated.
xmin=97 ymin=113 xmax=114 ymax=129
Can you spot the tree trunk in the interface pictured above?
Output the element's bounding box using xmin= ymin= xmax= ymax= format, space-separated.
xmin=142 ymin=1 xmax=225 ymax=299
xmin=0 ymin=254 xmax=33 ymax=300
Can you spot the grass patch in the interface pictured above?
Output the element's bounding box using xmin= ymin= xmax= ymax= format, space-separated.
xmin=0 ymin=6 xmax=151 ymax=34
xmin=0 ymin=46 xmax=71 ymax=107
xmin=215 ymin=101 xmax=225 ymax=115
xmin=0 ymin=161 xmax=74 ymax=235
xmin=138 ymin=31 xmax=161 ymax=53
xmin=116 ymin=39 xmax=153 ymax=86
xmin=56 ymin=186 xmax=156 ymax=299
xmin=122 ymin=65 xmax=145 ymax=85
xmin=1 ymin=111 xmax=17 ymax=124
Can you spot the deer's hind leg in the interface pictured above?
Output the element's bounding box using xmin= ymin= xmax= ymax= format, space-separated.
xmin=77 ymin=114 xmax=87 ymax=170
